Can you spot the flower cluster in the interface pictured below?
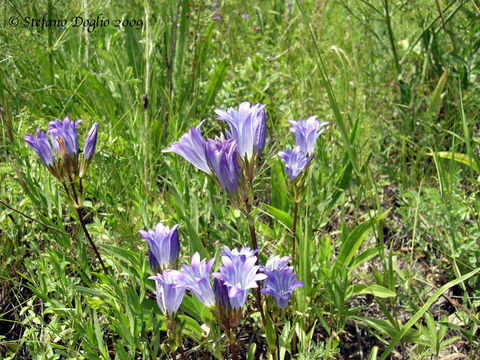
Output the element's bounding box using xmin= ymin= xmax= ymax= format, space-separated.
xmin=278 ymin=116 xmax=329 ymax=180
xmin=162 ymin=102 xmax=267 ymax=196
xmin=24 ymin=117 xmax=99 ymax=181
xmin=143 ymin=222 xmax=302 ymax=331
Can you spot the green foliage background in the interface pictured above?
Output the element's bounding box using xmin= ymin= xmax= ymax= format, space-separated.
xmin=1 ymin=0 xmax=480 ymax=358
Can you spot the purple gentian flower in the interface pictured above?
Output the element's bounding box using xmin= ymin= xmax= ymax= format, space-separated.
xmin=213 ymin=278 xmax=231 ymax=310
xmin=212 ymin=245 xmax=267 ymax=309
xmin=24 ymin=128 xmax=57 ymax=168
xmin=288 ymin=116 xmax=329 ymax=156
xmin=139 ymin=223 xmax=180 ymax=272
xmin=262 ymin=255 xmax=290 ymax=272
xmin=220 ymin=246 xmax=258 ymax=263
xmin=48 ymin=117 xmax=82 ymax=157
xmin=206 ymin=134 xmax=240 ymax=194
xmin=278 ymin=146 xmax=312 ymax=180
xmin=261 ymin=265 xmax=303 ymax=309
xmin=172 ymin=252 xmax=216 ymax=307
xmin=162 ymin=121 xmax=212 ymax=175
xmin=242 ymin=13 xmax=249 ymax=20
xmin=215 ymin=102 xmax=267 ymax=159
xmin=84 ymin=123 xmax=98 ymax=160
xmin=149 ymin=270 xmax=185 ymax=316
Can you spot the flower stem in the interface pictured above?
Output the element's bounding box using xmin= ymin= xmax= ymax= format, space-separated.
xmin=179 ymin=344 xmax=187 ymax=360
xmin=275 ymin=324 xmax=280 ymax=360
xmin=246 ymin=213 xmax=266 ymax=328
xmin=69 ymin=182 xmax=108 ymax=275
xmin=292 ymin=201 xmax=299 ymax=267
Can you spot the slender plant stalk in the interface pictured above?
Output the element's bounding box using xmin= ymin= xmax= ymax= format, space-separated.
xmin=275 ymin=324 xmax=280 ymax=360
xmin=83 ymin=0 xmax=89 ymax=67
xmin=178 ymin=345 xmax=187 ymax=360
xmin=68 ymin=182 xmax=108 ymax=275
xmin=248 ymin=223 xmax=267 ymax=327
xmin=143 ymin=0 xmax=151 ymax=190
xmin=229 ymin=336 xmax=238 ymax=360
xmin=383 ymin=0 xmax=400 ymax=74
xmin=292 ymin=201 xmax=299 ymax=266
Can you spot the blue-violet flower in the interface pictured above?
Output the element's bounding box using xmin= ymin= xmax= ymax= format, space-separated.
xmin=24 ymin=128 xmax=57 ymax=168
xmin=212 ymin=246 xmax=267 ymax=309
xmin=288 ymin=116 xmax=328 ymax=156
xmin=172 ymin=252 xmax=216 ymax=307
xmin=206 ymin=134 xmax=240 ymax=194
xmin=215 ymin=102 xmax=267 ymax=160
xmin=139 ymin=223 xmax=180 ymax=272
xmin=149 ymin=270 xmax=186 ymax=316
xmin=278 ymin=146 xmax=312 ymax=180
xmin=162 ymin=121 xmax=212 ymax=175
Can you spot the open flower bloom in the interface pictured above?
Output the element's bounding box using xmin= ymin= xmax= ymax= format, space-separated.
xmin=220 ymin=246 xmax=258 ymax=263
xmin=139 ymin=223 xmax=180 ymax=272
xmin=162 ymin=121 xmax=212 ymax=175
xmin=206 ymin=134 xmax=240 ymax=194
xmin=278 ymin=146 xmax=312 ymax=180
xmin=48 ymin=117 xmax=82 ymax=158
xmin=261 ymin=263 xmax=304 ymax=309
xmin=215 ymin=102 xmax=266 ymax=160
xmin=172 ymin=252 xmax=216 ymax=308
xmin=261 ymin=255 xmax=291 ymax=272
xmin=149 ymin=270 xmax=185 ymax=316
xmin=84 ymin=123 xmax=98 ymax=161
xmin=24 ymin=128 xmax=57 ymax=168
xmin=212 ymin=245 xmax=267 ymax=309
xmin=288 ymin=116 xmax=329 ymax=156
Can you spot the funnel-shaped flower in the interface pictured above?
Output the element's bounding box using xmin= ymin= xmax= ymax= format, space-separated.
xmin=162 ymin=121 xmax=212 ymax=175
xmin=173 ymin=252 xmax=216 ymax=307
xmin=48 ymin=117 xmax=82 ymax=158
xmin=149 ymin=270 xmax=185 ymax=316
xmin=84 ymin=123 xmax=98 ymax=160
xmin=288 ymin=116 xmax=328 ymax=156
xmin=139 ymin=223 xmax=180 ymax=272
xmin=261 ymin=263 xmax=303 ymax=309
xmin=213 ymin=278 xmax=231 ymax=310
xmin=262 ymin=255 xmax=291 ymax=272
xmin=278 ymin=146 xmax=312 ymax=180
xmin=212 ymin=245 xmax=267 ymax=309
xmin=215 ymin=102 xmax=266 ymax=159
xmin=206 ymin=135 xmax=240 ymax=194
xmin=24 ymin=128 xmax=56 ymax=168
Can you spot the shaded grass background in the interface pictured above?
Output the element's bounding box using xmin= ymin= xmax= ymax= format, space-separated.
xmin=1 ymin=0 xmax=480 ymax=358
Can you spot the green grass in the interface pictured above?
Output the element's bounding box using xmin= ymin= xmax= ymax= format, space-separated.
xmin=1 ymin=0 xmax=480 ymax=358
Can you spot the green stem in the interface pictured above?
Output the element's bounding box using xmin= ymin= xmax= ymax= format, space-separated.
xmin=383 ymin=0 xmax=401 ymax=74
xmin=292 ymin=201 xmax=299 ymax=267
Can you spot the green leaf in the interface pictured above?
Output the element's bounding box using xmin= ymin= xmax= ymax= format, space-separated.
xmin=261 ymin=203 xmax=293 ymax=230
xmin=349 ymin=284 xmax=396 ymax=298
xmin=426 ymin=151 xmax=480 ymax=174
xmin=427 ymin=71 xmax=448 ymax=119
xmin=335 ymin=210 xmax=390 ymax=270
xmin=247 ymin=343 xmax=257 ymax=360
xmin=185 ymin=218 xmax=207 ymax=258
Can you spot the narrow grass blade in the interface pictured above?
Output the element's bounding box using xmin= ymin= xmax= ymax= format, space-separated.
xmin=380 ymin=267 xmax=480 ymax=360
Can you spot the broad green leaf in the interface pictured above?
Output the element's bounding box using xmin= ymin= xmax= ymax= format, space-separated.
xmin=427 ymin=151 xmax=480 ymax=174
xmin=247 ymin=343 xmax=257 ymax=360
xmin=428 ymin=71 xmax=447 ymax=119
xmin=261 ymin=203 xmax=293 ymax=230
xmin=335 ymin=210 xmax=390 ymax=270
xmin=349 ymin=284 xmax=396 ymax=298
